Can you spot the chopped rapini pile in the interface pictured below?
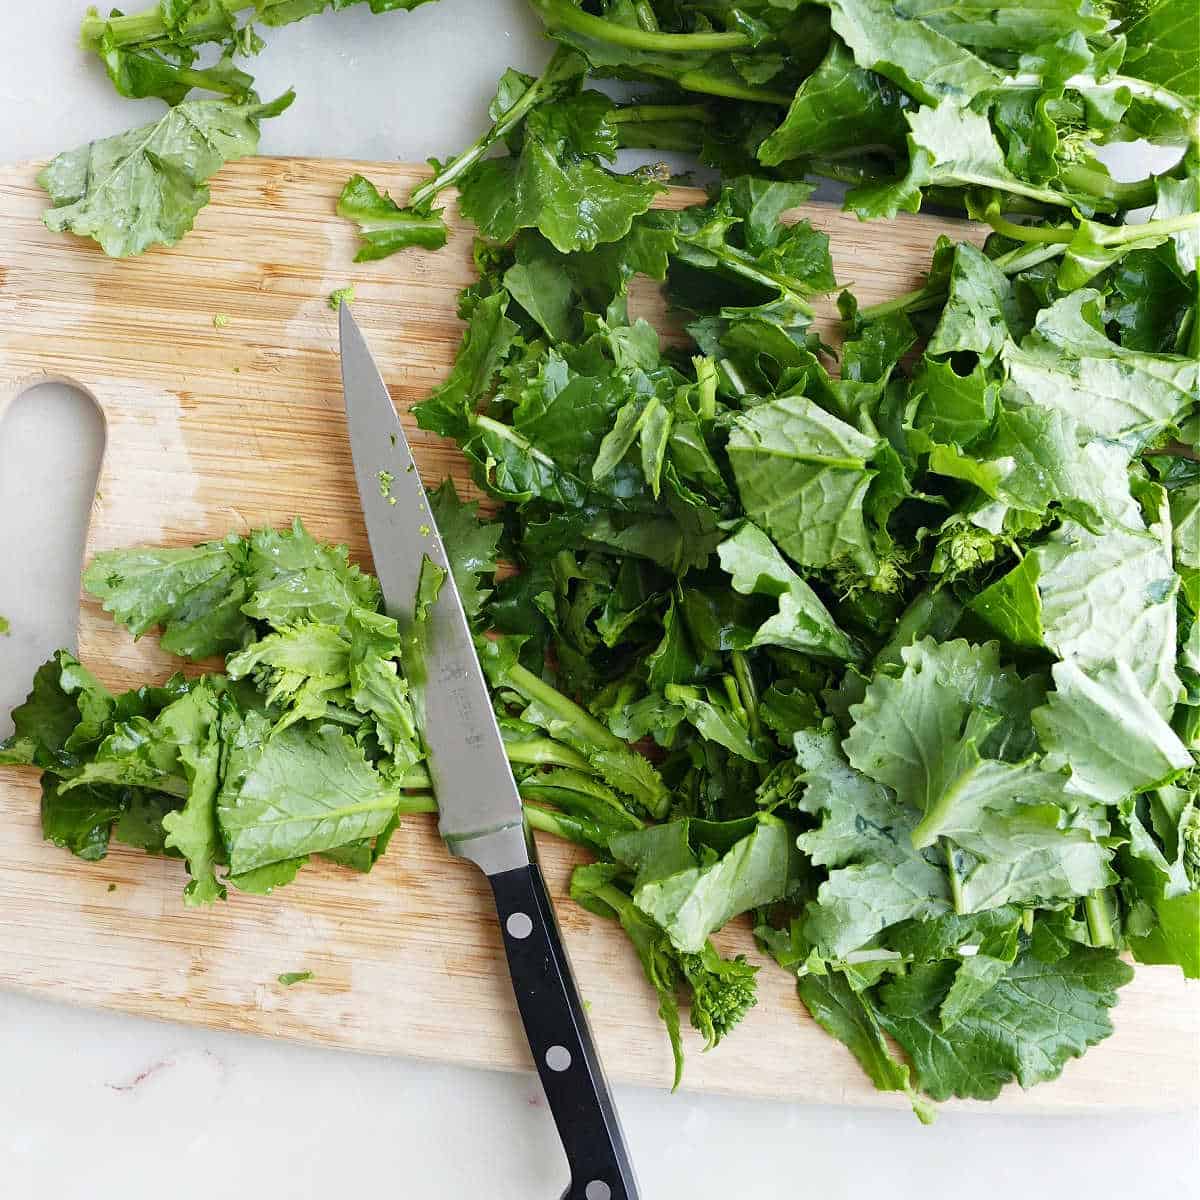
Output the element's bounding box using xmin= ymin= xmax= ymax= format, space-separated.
xmin=10 ymin=0 xmax=1199 ymax=1115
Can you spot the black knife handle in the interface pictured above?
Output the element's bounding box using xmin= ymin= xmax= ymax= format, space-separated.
xmin=489 ymin=863 xmax=640 ymax=1200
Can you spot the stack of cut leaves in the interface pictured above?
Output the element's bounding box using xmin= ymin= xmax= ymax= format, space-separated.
xmin=13 ymin=0 xmax=1199 ymax=1116
xmin=0 ymin=519 xmax=442 ymax=899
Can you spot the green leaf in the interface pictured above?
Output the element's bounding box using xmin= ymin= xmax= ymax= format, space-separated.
xmin=1028 ymin=470 xmax=1182 ymax=716
xmin=926 ymin=405 xmax=1106 ymax=527
xmin=968 ymin=552 xmax=1043 ymax=649
xmin=896 ymin=0 xmax=1107 ymax=50
xmin=728 ymin=394 xmax=880 ymax=573
xmin=1120 ymin=0 xmax=1199 ymax=107
xmin=1151 ymin=174 xmax=1200 ymax=278
xmin=113 ymin=790 xmax=179 ymax=855
xmin=0 ymin=651 xmax=114 ymax=770
xmin=671 ymin=179 xmax=834 ymax=324
xmin=242 ymin=519 xmax=381 ymax=629
xmin=664 ymin=685 xmax=766 ymax=763
xmin=878 ymin=945 xmax=1134 ymax=1101
xmin=610 ymin=815 xmax=799 ymax=953
xmin=843 ymin=640 xmax=1110 ymax=909
xmin=40 ymin=92 xmax=293 ymax=257
xmin=793 ymin=727 xmax=952 ymax=957
xmin=1003 ymin=291 xmax=1199 ymax=443
xmin=458 ymin=92 xmax=663 ymax=254
xmin=503 ymin=234 xmax=575 ymax=341
xmin=83 ymin=535 xmax=251 ymax=656
xmin=1127 ymin=890 xmax=1200 ymax=978
xmin=217 ymin=711 xmax=398 ymax=874
xmin=1034 ymin=660 xmax=1193 ymax=804
xmin=413 ymin=292 xmax=519 ymax=440
xmin=925 ymin=243 xmax=1017 ymax=365
xmin=757 ymin=37 xmax=909 ymax=167
xmin=40 ymin=776 xmax=127 ymax=862
xmin=794 ymin=970 xmax=934 ymax=1122
xmin=227 ymin=856 xmax=308 ymax=895
xmin=849 ymin=102 xmax=1067 ymax=219
xmin=336 ymin=173 xmax=448 ymax=261
xmin=908 ymin=357 xmax=998 ymax=449
xmin=821 ymin=0 xmax=998 ymax=107
xmin=158 ymin=682 xmax=226 ymax=905
xmin=717 ymin=523 xmax=856 ymax=660
xmin=428 ymin=480 xmax=502 ymax=619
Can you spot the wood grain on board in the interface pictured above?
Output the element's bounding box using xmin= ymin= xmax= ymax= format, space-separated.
xmin=0 ymin=157 xmax=1195 ymax=1113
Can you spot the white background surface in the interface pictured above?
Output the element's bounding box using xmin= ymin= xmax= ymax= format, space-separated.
xmin=1 ymin=4 xmax=1197 ymax=1197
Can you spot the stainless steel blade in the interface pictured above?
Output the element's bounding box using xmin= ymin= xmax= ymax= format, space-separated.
xmin=339 ymin=304 xmax=528 ymax=876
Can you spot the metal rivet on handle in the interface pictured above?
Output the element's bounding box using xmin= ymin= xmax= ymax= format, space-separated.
xmin=545 ymin=1045 xmax=572 ymax=1072
xmin=585 ymin=1183 xmax=611 ymax=1200
xmin=506 ymin=911 xmax=533 ymax=939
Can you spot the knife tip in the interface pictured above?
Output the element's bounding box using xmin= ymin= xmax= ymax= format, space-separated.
xmin=337 ymin=297 xmax=358 ymax=344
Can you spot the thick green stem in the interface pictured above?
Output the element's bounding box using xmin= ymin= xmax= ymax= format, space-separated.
xmin=730 ymin=651 xmax=760 ymax=740
xmin=721 ymin=674 xmax=750 ymax=728
xmin=394 ymin=792 xmax=437 ymax=815
xmin=525 ymin=802 xmax=609 ymax=850
xmin=988 ymin=207 xmax=1200 ymax=248
xmin=506 ymin=737 xmax=591 ymax=771
xmin=533 ymin=0 xmax=752 ymax=51
xmin=1021 ymin=908 xmax=1035 ymax=936
xmin=396 ymin=764 xmax=431 ymax=789
xmin=616 ymin=121 xmax=704 ymax=153
xmin=644 ymin=66 xmax=791 ymax=105
xmin=395 ymin=735 xmax=589 ymax=789
xmin=632 ymin=0 xmax=660 ymax=32
xmin=1099 ymin=210 xmax=1200 ymax=246
xmin=82 ymin=1 xmax=255 ymax=50
xmin=1005 ymin=72 xmax=1198 ymax=120
xmin=1084 ymin=890 xmax=1115 ymax=948
xmin=1058 ymin=162 xmax=1157 ymax=210
xmin=985 ymin=211 xmax=1077 ymax=244
xmin=943 ymin=840 xmax=965 ymax=915
xmin=505 ymin=662 xmax=626 ymax=752
xmin=609 ymin=104 xmax=709 ymax=125
xmin=594 ymin=881 xmax=636 ymax=920
xmin=520 ymin=769 xmax=645 ymax=829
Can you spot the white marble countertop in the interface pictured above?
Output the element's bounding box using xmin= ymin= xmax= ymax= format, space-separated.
xmin=1 ymin=4 xmax=1197 ymax=1197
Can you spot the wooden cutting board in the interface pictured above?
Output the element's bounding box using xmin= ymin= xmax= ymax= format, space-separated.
xmin=0 ymin=157 xmax=1195 ymax=1113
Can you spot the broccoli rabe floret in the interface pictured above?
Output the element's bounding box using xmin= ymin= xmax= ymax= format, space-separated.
xmin=678 ymin=942 xmax=758 ymax=1052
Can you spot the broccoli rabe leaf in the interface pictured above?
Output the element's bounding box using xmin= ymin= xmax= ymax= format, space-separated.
xmin=40 ymin=92 xmax=293 ymax=257
xmin=757 ymin=38 xmax=909 ymax=168
xmin=458 ymin=91 xmax=663 ymax=254
xmin=336 ymin=174 xmax=448 ymax=260
xmin=717 ymin=523 xmax=856 ymax=661
xmin=217 ymin=709 xmax=398 ymax=874
xmin=877 ymin=945 xmax=1134 ymax=1101
xmin=794 ymin=969 xmax=934 ymax=1123
xmin=728 ymin=395 xmax=882 ymax=574
xmin=609 ymin=815 xmax=799 ymax=953
xmin=1002 ymin=291 xmax=1199 ymax=444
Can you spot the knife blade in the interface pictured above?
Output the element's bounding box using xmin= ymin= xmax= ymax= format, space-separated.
xmin=339 ymin=305 xmax=639 ymax=1200
xmin=339 ymin=302 xmax=526 ymax=874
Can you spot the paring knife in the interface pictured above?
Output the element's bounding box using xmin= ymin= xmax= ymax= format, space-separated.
xmin=339 ymin=305 xmax=640 ymax=1200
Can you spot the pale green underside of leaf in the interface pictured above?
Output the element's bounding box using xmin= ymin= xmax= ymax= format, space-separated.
xmin=40 ymin=93 xmax=292 ymax=257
